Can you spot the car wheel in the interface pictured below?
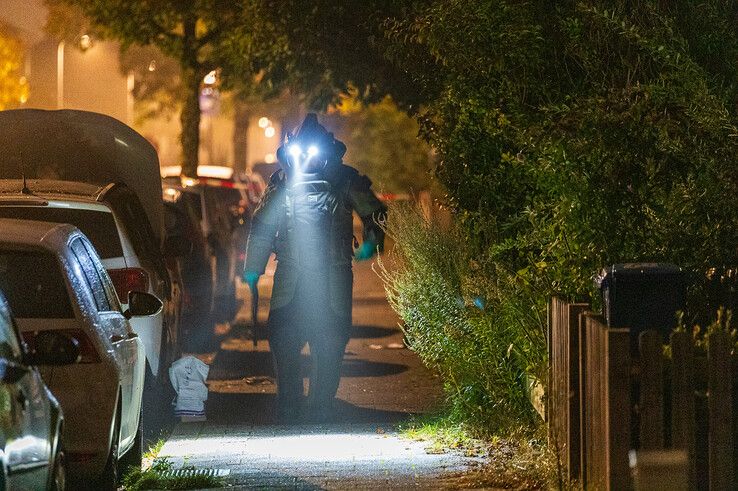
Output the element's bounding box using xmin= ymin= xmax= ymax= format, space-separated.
xmin=119 ymin=403 xmax=143 ymax=473
xmin=51 ymin=443 xmax=67 ymax=491
xmin=96 ymin=411 xmax=120 ymax=491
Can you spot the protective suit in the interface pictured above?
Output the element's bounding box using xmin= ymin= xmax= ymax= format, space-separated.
xmin=243 ymin=114 xmax=386 ymax=422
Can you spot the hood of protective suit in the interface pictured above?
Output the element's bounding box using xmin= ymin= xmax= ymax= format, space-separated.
xmin=276 ymin=113 xmax=346 ymax=176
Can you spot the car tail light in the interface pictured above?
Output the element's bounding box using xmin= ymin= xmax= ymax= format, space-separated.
xmin=108 ymin=268 xmax=149 ymax=301
xmin=22 ymin=329 xmax=100 ymax=363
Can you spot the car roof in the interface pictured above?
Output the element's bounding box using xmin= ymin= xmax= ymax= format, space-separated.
xmin=0 ymin=109 xmax=163 ymax=238
xmin=0 ymin=179 xmax=106 ymax=202
xmin=0 ymin=218 xmax=80 ymax=253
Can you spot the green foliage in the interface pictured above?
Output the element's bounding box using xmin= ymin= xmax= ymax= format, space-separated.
xmin=379 ymin=204 xmax=546 ymax=433
xmin=122 ymin=458 xmax=224 ymax=490
xmin=322 ymin=94 xmax=435 ymax=193
xmin=253 ymin=0 xmax=422 ymax=110
xmin=379 ymin=0 xmax=738 ymax=434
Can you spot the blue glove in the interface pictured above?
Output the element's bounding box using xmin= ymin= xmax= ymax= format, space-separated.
xmin=243 ymin=271 xmax=260 ymax=290
xmin=354 ymin=241 xmax=377 ymax=261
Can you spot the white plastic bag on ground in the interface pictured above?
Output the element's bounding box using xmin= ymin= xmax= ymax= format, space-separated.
xmin=169 ymin=356 xmax=209 ymax=421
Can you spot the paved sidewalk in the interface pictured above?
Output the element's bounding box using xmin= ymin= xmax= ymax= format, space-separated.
xmin=160 ymin=422 xmax=476 ymax=489
xmin=159 ymin=258 xmax=476 ymax=488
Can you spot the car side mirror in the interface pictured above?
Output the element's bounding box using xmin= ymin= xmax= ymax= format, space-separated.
xmin=124 ymin=291 xmax=163 ymax=318
xmin=163 ymin=235 xmax=193 ymax=257
xmin=25 ymin=331 xmax=81 ymax=366
xmin=0 ymin=359 xmax=31 ymax=384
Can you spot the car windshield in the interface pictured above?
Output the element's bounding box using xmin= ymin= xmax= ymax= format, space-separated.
xmin=0 ymin=249 xmax=74 ymax=318
xmin=0 ymin=207 xmax=123 ymax=258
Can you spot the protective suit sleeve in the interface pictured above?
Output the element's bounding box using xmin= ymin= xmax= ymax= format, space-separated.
xmin=244 ymin=172 xmax=286 ymax=274
xmin=347 ymin=172 xmax=388 ymax=252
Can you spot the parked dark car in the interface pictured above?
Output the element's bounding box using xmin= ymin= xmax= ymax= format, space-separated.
xmin=0 ymin=289 xmax=79 ymax=490
xmin=161 ymin=166 xmax=264 ymax=326
xmin=163 ymin=193 xmax=214 ymax=351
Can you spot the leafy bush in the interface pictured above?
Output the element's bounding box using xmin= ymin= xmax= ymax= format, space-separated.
xmin=379 ymin=203 xmax=546 ymax=433
xmin=379 ymin=0 xmax=738 ymax=433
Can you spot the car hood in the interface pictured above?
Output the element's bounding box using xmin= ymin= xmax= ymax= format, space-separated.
xmin=0 ymin=109 xmax=163 ymax=240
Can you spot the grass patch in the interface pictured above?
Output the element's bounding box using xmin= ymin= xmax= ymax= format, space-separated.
xmin=122 ymin=457 xmax=225 ymax=490
xmin=400 ymin=413 xmax=557 ymax=489
xmin=143 ymin=438 xmax=165 ymax=463
xmin=400 ymin=414 xmax=486 ymax=457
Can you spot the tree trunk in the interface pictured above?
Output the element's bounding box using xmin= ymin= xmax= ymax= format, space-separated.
xmin=233 ymin=101 xmax=250 ymax=173
xmin=180 ymin=66 xmax=201 ymax=178
xmin=180 ymin=16 xmax=200 ymax=178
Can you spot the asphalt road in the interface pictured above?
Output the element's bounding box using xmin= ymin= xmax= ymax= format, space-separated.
xmin=157 ymin=256 xmax=478 ymax=489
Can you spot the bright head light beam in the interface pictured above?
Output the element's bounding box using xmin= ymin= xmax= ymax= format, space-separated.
xmin=307 ymin=145 xmax=319 ymax=157
xmin=288 ymin=144 xmax=302 ymax=159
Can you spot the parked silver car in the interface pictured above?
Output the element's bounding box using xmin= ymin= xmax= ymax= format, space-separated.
xmin=0 ymin=219 xmax=160 ymax=488
xmin=0 ymin=289 xmax=78 ymax=490
xmin=0 ymin=109 xmax=178 ymax=383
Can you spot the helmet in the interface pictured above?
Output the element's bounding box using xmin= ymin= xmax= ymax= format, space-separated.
xmin=276 ymin=114 xmax=346 ymax=175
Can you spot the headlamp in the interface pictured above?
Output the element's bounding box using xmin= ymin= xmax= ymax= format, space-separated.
xmin=285 ymin=142 xmax=323 ymax=175
xmin=288 ymin=144 xmax=302 ymax=159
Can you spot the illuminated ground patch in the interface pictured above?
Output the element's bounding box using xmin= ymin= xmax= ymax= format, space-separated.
xmin=159 ymin=423 xmax=478 ymax=488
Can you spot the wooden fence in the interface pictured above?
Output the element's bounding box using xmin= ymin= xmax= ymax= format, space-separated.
xmin=548 ymin=297 xmax=588 ymax=481
xmin=548 ymin=298 xmax=736 ymax=490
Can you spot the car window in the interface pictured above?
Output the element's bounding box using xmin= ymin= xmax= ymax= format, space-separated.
xmin=0 ymin=298 xmax=23 ymax=361
xmin=0 ymin=207 xmax=123 ymax=258
xmin=82 ymin=239 xmax=121 ymax=312
xmin=0 ymin=249 xmax=74 ymax=318
xmin=71 ymin=239 xmax=111 ymax=312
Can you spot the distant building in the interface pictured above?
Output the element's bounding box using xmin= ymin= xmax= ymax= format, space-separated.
xmin=2 ymin=0 xmax=131 ymax=124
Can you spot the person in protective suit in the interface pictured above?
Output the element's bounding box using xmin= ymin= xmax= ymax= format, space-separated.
xmin=243 ymin=114 xmax=387 ymax=423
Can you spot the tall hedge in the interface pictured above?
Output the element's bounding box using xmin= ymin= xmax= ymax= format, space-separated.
xmin=381 ymin=1 xmax=738 ymax=431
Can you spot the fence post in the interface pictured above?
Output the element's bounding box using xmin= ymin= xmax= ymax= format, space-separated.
xmin=583 ymin=314 xmax=632 ymax=490
xmin=548 ymin=298 xmax=589 ymax=483
xmin=639 ymin=330 xmax=664 ymax=450
xmin=579 ymin=311 xmax=589 ymax=489
xmin=607 ymin=326 xmax=632 ymax=490
xmin=670 ymin=331 xmax=696 ymax=489
xmin=708 ymin=330 xmax=734 ymax=490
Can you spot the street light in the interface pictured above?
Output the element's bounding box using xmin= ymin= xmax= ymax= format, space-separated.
xmin=79 ymin=34 xmax=92 ymax=51
xmin=56 ymin=41 xmax=64 ymax=108
xmin=203 ymin=70 xmax=217 ymax=85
